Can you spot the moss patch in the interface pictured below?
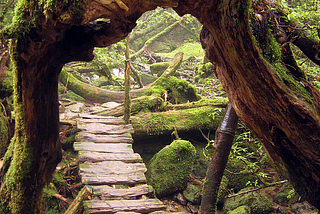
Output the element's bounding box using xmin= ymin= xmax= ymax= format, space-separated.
xmin=145 ymin=140 xmax=196 ymax=197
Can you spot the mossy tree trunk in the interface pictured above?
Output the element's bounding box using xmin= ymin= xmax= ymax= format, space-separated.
xmin=174 ymin=0 xmax=320 ymax=208
xmin=2 ymin=0 xmax=320 ymax=211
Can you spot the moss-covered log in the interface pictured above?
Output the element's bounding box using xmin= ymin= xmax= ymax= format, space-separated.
xmin=131 ymin=105 xmax=224 ymax=136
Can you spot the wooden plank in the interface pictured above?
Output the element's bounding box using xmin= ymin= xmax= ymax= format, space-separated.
xmin=79 ymin=151 xmax=142 ymax=163
xmin=79 ymin=114 xmax=120 ymax=120
xmin=77 ymin=123 xmax=134 ymax=134
xmin=74 ymin=142 xmax=133 ymax=153
xmin=88 ymin=184 xmax=149 ymax=199
xmin=81 ymin=172 xmax=146 ymax=185
xmin=77 ymin=118 xmax=125 ymax=125
xmin=78 ymin=152 xmax=142 ymax=163
xmin=80 ymin=161 xmax=147 ymax=175
xmin=76 ymin=132 xmax=133 ymax=143
xmin=85 ymin=199 xmax=166 ymax=213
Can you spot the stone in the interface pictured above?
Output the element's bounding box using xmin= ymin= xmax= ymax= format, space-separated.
xmin=101 ymin=101 xmax=122 ymax=109
xmin=183 ymin=184 xmax=201 ymax=205
xmin=145 ymin=140 xmax=196 ymax=197
xmin=174 ymin=192 xmax=187 ymax=206
xmin=66 ymin=102 xmax=86 ymax=113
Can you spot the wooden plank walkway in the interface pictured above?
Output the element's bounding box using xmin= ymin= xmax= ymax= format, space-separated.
xmin=74 ymin=113 xmax=166 ymax=213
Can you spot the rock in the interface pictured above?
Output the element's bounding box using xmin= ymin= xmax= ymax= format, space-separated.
xmin=183 ymin=184 xmax=201 ymax=205
xmin=223 ymin=189 xmax=273 ymax=214
xmin=187 ymin=203 xmax=199 ymax=214
xmin=227 ymin=205 xmax=251 ymax=214
xmin=66 ymin=102 xmax=86 ymax=113
xmin=146 ymin=140 xmax=196 ymax=197
xmin=174 ymin=192 xmax=187 ymax=206
xmin=101 ymin=101 xmax=121 ymax=109
xmin=291 ymin=202 xmax=316 ymax=214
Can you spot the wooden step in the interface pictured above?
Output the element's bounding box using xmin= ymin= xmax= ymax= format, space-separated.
xmin=77 ymin=123 xmax=134 ymax=135
xmin=76 ymin=132 xmax=133 ymax=143
xmin=79 ymin=151 xmax=142 ymax=163
xmin=77 ymin=118 xmax=125 ymax=125
xmin=81 ymin=171 xmax=146 ymax=185
xmin=84 ymin=199 xmax=166 ymax=213
xmin=80 ymin=161 xmax=147 ymax=175
xmin=87 ymin=184 xmax=150 ymax=199
xmin=74 ymin=142 xmax=133 ymax=153
xmin=79 ymin=114 xmax=120 ymax=120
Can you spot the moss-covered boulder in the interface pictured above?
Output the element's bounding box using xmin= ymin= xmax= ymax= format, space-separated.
xmin=146 ymin=140 xmax=196 ymax=197
xmin=227 ymin=205 xmax=251 ymax=214
xmin=223 ymin=190 xmax=273 ymax=214
xmin=150 ymin=62 xmax=170 ymax=76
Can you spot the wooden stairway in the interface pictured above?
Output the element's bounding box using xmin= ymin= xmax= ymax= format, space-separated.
xmin=74 ymin=114 xmax=166 ymax=213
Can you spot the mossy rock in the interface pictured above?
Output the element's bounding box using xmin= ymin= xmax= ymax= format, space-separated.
xmin=227 ymin=205 xmax=251 ymax=214
xmin=223 ymin=189 xmax=273 ymax=214
xmin=150 ymin=62 xmax=170 ymax=76
xmin=146 ymin=76 xmax=200 ymax=104
xmin=273 ymin=183 xmax=295 ymax=205
xmin=146 ymin=140 xmax=196 ymax=197
xmin=183 ymin=184 xmax=201 ymax=205
xmin=224 ymin=158 xmax=259 ymax=193
xmin=195 ymin=62 xmax=214 ymax=81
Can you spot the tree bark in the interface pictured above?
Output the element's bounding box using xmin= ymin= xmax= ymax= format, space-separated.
xmin=174 ymin=0 xmax=320 ymax=208
xmin=199 ymin=104 xmax=238 ymax=214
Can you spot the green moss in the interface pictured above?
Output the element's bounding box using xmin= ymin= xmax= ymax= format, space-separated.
xmin=144 ymin=76 xmax=200 ymax=104
xmin=0 ymin=107 xmax=9 ymax=157
xmin=223 ymin=189 xmax=273 ymax=214
xmin=183 ymin=184 xmax=201 ymax=204
xmin=130 ymin=96 xmax=164 ymax=113
xmin=150 ymin=62 xmax=171 ymax=76
xmin=145 ymin=140 xmax=196 ymax=197
xmin=227 ymin=205 xmax=251 ymax=214
xmin=132 ymin=106 xmax=223 ymax=135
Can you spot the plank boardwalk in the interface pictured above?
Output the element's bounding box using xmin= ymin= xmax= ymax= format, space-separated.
xmin=74 ymin=114 xmax=166 ymax=213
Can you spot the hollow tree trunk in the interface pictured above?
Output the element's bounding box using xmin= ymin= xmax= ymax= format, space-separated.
xmin=174 ymin=0 xmax=320 ymax=208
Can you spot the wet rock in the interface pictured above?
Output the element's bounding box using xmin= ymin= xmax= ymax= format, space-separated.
xmin=187 ymin=203 xmax=199 ymax=214
xmin=183 ymin=184 xmax=201 ymax=205
xmin=223 ymin=188 xmax=273 ymax=214
xmin=145 ymin=140 xmax=196 ymax=197
xmin=101 ymin=101 xmax=121 ymax=109
xmin=66 ymin=102 xmax=86 ymax=113
xmin=174 ymin=192 xmax=187 ymax=206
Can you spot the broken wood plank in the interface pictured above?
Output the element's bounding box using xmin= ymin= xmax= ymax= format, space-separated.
xmin=88 ymin=184 xmax=149 ymax=199
xmin=78 ymin=151 xmax=142 ymax=163
xmin=74 ymin=142 xmax=133 ymax=153
xmin=80 ymin=161 xmax=147 ymax=175
xmin=77 ymin=118 xmax=125 ymax=125
xmin=81 ymin=171 xmax=146 ymax=185
xmin=84 ymin=199 xmax=166 ymax=213
xmin=76 ymin=132 xmax=133 ymax=143
xmin=77 ymin=123 xmax=134 ymax=134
